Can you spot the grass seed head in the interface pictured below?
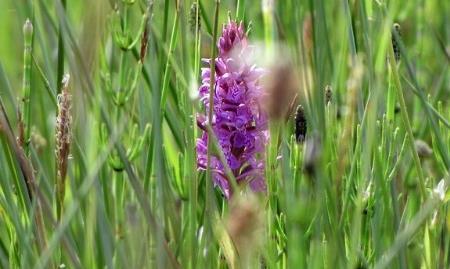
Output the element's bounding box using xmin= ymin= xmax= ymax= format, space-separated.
xmin=302 ymin=13 xmax=313 ymax=54
xmin=189 ymin=2 xmax=201 ymax=34
xmin=392 ymin=23 xmax=402 ymax=62
xmin=140 ymin=18 xmax=149 ymax=62
xmin=325 ymin=85 xmax=332 ymax=104
xmin=414 ymin=139 xmax=433 ymax=158
xmin=55 ymin=74 xmax=72 ymax=218
xmin=227 ymin=195 xmax=263 ymax=260
xmin=56 ymin=74 xmax=72 ymax=180
xmin=262 ymin=62 xmax=300 ymax=121
xmin=294 ymin=105 xmax=307 ymax=144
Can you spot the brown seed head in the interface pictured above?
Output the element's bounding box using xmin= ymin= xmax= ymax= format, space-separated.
xmin=414 ymin=139 xmax=433 ymax=159
xmin=303 ymin=13 xmax=313 ymax=54
xmin=262 ymin=62 xmax=299 ymax=121
xmin=140 ymin=15 xmax=149 ymax=62
xmin=227 ymin=195 xmax=263 ymax=257
xmin=325 ymin=85 xmax=332 ymax=104
xmin=294 ymin=105 xmax=307 ymax=144
xmin=56 ymin=74 xmax=72 ymax=180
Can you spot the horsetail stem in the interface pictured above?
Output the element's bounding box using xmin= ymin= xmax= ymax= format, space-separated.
xmin=22 ymin=19 xmax=33 ymax=154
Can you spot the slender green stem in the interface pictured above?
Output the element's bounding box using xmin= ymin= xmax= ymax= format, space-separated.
xmin=236 ymin=0 xmax=244 ymax=20
xmin=22 ymin=19 xmax=33 ymax=154
xmin=160 ymin=8 xmax=179 ymax=112
xmin=56 ymin=0 xmax=66 ymax=94
xmin=188 ymin=3 xmax=201 ymax=266
xmin=262 ymin=0 xmax=274 ymax=50
xmin=395 ymin=36 xmax=450 ymax=168
xmin=199 ymin=0 xmax=212 ymax=35
xmin=206 ymin=0 xmax=220 ymax=208
xmin=32 ymin=55 xmax=57 ymax=107
xmin=374 ymin=183 xmax=448 ymax=269
xmin=162 ymin=0 xmax=169 ymax=41
xmin=386 ymin=68 xmax=396 ymax=122
xmin=401 ymin=76 xmax=450 ymax=128
xmin=387 ymin=35 xmax=426 ymax=199
xmin=205 ymin=125 xmax=238 ymax=193
xmin=205 ymin=1 xmax=220 ymax=266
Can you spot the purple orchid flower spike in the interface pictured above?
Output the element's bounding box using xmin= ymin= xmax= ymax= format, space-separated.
xmin=196 ymin=20 xmax=268 ymax=199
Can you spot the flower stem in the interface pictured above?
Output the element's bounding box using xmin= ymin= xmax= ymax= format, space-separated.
xmin=206 ymin=0 xmax=220 ymax=215
xmin=204 ymin=1 xmax=220 ymax=266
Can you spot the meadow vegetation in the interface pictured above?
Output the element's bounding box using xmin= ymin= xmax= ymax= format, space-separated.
xmin=0 ymin=0 xmax=449 ymax=268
